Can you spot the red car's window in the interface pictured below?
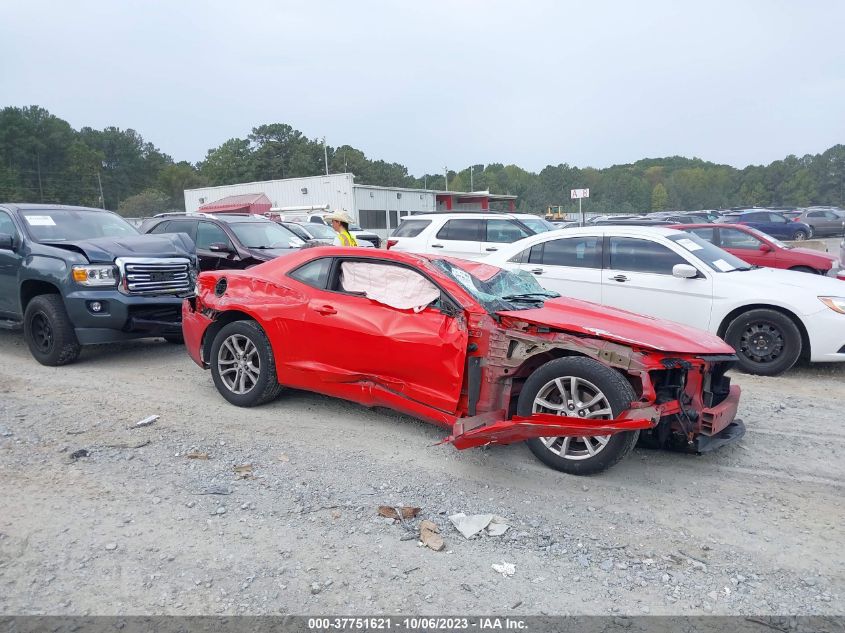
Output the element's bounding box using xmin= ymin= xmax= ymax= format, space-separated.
xmin=289 ymin=257 xmax=332 ymax=289
xmin=721 ymin=228 xmax=762 ymax=249
xmin=687 ymin=227 xmax=716 ymax=242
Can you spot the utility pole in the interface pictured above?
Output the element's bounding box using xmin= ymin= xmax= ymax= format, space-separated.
xmin=470 ymin=165 xmax=474 ymax=191
xmin=323 ymin=137 xmax=329 ymax=176
xmin=36 ymin=154 xmax=44 ymax=202
xmin=444 ymin=166 xmax=448 ymax=191
xmin=424 ymin=175 xmax=427 ymax=189
xmin=96 ymin=172 xmax=105 ymax=209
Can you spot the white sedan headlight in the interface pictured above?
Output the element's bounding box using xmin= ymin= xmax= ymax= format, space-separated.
xmin=819 ymin=297 xmax=845 ymax=314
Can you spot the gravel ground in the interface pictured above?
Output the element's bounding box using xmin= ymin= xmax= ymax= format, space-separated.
xmin=0 ymin=331 xmax=843 ymax=616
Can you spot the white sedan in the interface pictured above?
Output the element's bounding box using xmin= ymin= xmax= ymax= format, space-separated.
xmin=487 ymin=226 xmax=845 ymax=376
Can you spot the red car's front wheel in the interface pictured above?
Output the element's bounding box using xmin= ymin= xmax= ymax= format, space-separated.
xmin=519 ymin=357 xmax=639 ymax=475
xmin=210 ymin=320 xmax=283 ymax=407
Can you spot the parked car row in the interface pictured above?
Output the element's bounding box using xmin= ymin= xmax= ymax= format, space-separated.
xmin=3 ymin=203 xmax=842 ymax=477
xmin=0 ymin=202 xmax=750 ymax=476
xmin=383 ymin=211 xmax=845 ymax=377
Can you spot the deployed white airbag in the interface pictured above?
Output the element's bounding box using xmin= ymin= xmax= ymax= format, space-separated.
xmin=340 ymin=262 xmax=441 ymax=312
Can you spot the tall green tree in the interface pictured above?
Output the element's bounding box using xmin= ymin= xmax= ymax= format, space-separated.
xmin=651 ymin=183 xmax=669 ymax=210
xmin=2 ymin=105 xmax=844 ymax=215
xmin=198 ymin=138 xmax=254 ymax=186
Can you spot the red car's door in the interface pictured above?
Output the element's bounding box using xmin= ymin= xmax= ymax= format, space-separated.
xmin=284 ymin=258 xmax=468 ymax=413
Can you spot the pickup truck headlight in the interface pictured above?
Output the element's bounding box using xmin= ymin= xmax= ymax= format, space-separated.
xmin=72 ymin=265 xmax=118 ymax=287
xmin=819 ymin=296 xmax=845 ymax=314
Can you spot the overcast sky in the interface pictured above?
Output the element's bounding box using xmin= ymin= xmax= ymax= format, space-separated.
xmin=2 ymin=1 xmax=844 ymax=175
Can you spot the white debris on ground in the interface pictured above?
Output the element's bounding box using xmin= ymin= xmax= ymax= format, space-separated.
xmin=492 ymin=562 xmax=517 ymax=577
xmin=449 ymin=513 xmax=510 ymax=538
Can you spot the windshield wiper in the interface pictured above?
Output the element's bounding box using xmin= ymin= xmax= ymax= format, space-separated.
xmin=502 ymin=292 xmax=561 ymax=301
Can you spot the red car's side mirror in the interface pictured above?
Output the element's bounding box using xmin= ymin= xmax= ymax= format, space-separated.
xmin=759 ymin=243 xmax=773 ymax=253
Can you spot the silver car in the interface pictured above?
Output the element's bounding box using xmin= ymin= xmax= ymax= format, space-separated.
xmin=795 ymin=207 xmax=845 ymax=237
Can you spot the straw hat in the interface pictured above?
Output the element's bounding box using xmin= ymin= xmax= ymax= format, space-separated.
xmin=324 ymin=210 xmax=353 ymax=224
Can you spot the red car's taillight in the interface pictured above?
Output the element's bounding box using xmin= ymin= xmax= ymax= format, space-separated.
xmin=386 ymin=239 xmax=398 ymax=250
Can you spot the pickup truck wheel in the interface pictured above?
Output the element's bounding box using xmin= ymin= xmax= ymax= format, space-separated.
xmin=519 ymin=357 xmax=639 ymax=475
xmin=210 ymin=320 xmax=282 ymax=407
xmin=724 ymin=309 xmax=801 ymax=376
xmin=23 ymin=295 xmax=81 ymax=366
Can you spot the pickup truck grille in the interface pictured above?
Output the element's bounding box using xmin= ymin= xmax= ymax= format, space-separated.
xmin=116 ymin=257 xmax=194 ymax=295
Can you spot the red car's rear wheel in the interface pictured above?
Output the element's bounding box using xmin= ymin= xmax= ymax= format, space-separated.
xmin=210 ymin=320 xmax=283 ymax=407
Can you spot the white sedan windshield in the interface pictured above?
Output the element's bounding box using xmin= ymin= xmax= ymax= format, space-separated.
xmin=669 ymin=233 xmax=751 ymax=272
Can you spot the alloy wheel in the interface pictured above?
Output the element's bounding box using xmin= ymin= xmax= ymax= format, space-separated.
xmin=217 ymin=333 xmax=260 ymax=394
xmin=532 ymin=376 xmax=613 ymax=461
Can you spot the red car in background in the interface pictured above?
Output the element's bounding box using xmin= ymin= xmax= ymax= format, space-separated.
xmin=672 ymin=223 xmax=842 ymax=277
xmin=182 ymin=247 xmax=743 ymax=475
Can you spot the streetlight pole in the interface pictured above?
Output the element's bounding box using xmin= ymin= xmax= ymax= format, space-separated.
xmin=444 ymin=166 xmax=448 ymax=191
xmin=97 ymin=172 xmax=105 ymax=209
xmin=470 ymin=165 xmax=474 ymax=191
xmin=322 ymin=137 xmax=329 ymax=176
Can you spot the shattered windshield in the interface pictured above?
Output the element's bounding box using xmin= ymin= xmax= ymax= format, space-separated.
xmin=430 ymin=259 xmax=560 ymax=312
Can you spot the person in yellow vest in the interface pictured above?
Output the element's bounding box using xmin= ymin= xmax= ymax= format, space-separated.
xmin=324 ymin=210 xmax=359 ymax=247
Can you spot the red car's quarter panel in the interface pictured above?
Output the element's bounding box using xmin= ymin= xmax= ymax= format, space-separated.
xmin=182 ymin=299 xmax=212 ymax=368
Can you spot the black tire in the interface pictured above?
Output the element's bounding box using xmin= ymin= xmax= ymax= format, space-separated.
xmin=792 ymin=230 xmax=808 ymax=241
xmin=23 ymin=294 xmax=81 ymax=366
xmin=209 ymin=320 xmax=282 ymax=407
xmin=163 ymin=334 xmax=184 ymax=344
xmin=724 ymin=309 xmax=802 ymax=376
xmin=519 ymin=357 xmax=639 ymax=475
xmin=788 ymin=266 xmax=819 ymax=275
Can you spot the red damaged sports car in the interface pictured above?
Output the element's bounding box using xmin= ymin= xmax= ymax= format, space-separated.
xmin=183 ymin=247 xmax=744 ymax=475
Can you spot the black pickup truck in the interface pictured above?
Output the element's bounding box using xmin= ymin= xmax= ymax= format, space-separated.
xmin=0 ymin=203 xmax=198 ymax=365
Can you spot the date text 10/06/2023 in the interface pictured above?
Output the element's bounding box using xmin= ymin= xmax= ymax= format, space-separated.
xmin=307 ymin=617 xmax=527 ymax=631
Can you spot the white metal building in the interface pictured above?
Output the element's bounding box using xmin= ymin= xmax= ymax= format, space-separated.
xmin=184 ymin=173 xmax=517 ymax=239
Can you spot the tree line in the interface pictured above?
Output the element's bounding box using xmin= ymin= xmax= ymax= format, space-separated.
xmin=1 ymin=105 xmax=843 ymax=217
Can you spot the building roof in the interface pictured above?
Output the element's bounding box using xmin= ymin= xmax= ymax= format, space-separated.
xmin=198 ymin=193 xmax=272 ymax=213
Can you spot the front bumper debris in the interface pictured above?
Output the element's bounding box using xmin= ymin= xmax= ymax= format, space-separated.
xmin=698 ymin=384 xmax=741 ymax=436
xmin=694 ymin=420 xmax=746 ymax=453
xmin=446 ymin=409 xmax=658 ymax=450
